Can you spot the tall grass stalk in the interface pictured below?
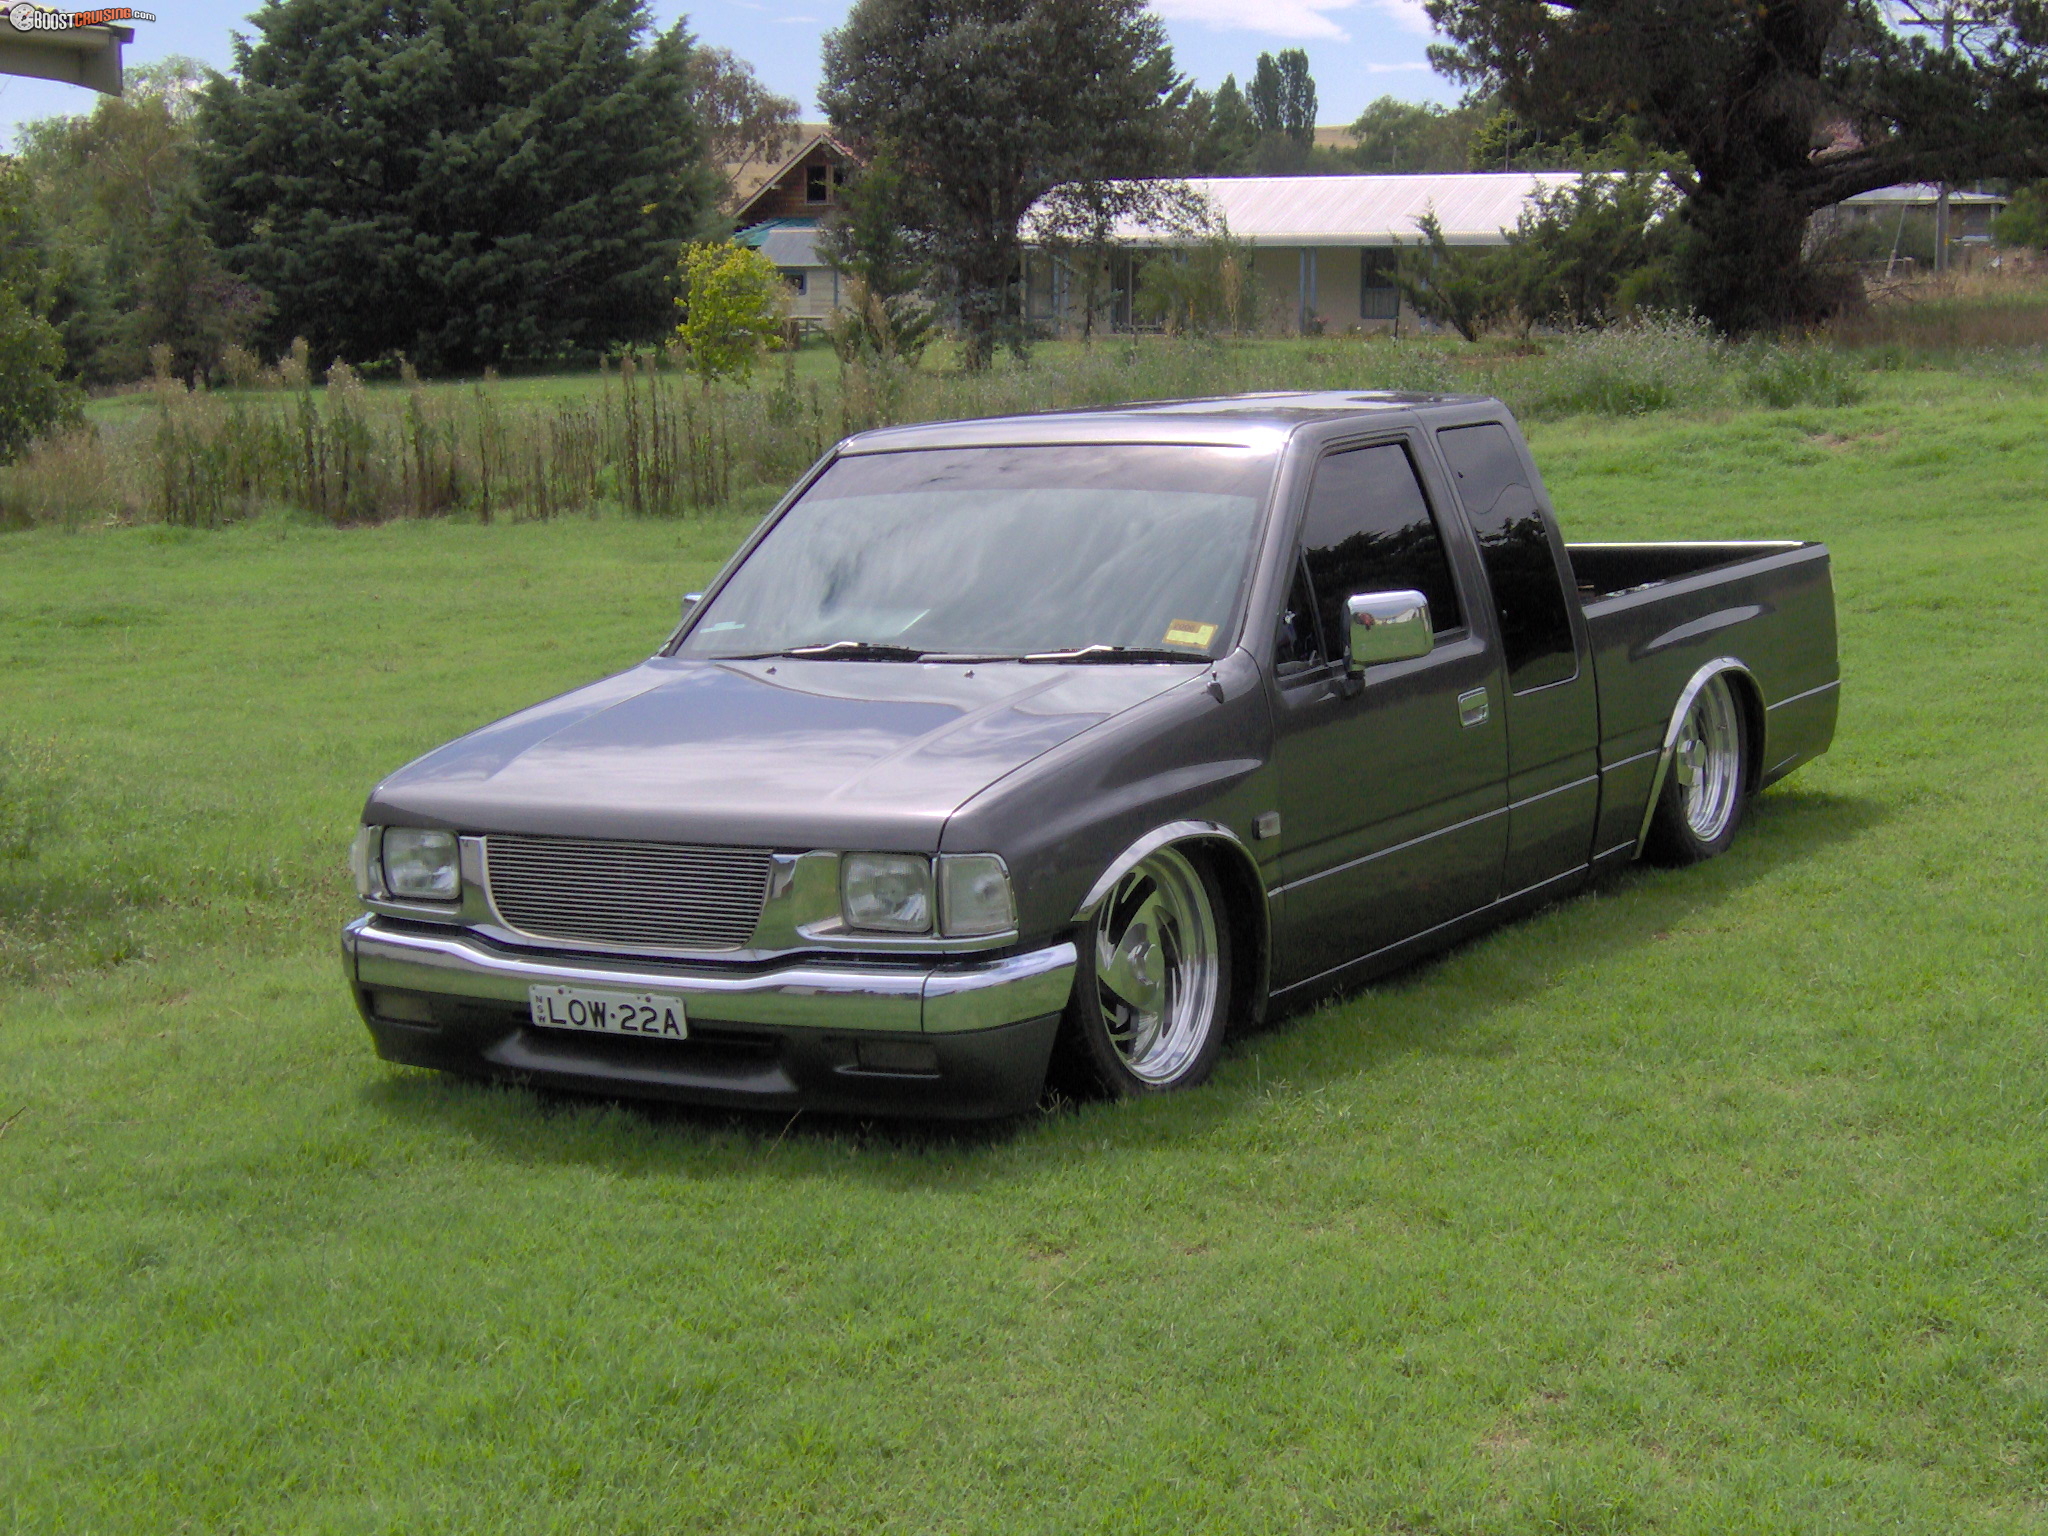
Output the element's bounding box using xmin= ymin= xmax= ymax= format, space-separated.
xmin=0 ymin=323 xmax=1936 ymax=530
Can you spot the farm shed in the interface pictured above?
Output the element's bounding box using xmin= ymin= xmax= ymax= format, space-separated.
xmin=1022 ymin=172 xmax=1585 ymax=336
xmin=1834 ymin=183 xmax=2008 ymax=240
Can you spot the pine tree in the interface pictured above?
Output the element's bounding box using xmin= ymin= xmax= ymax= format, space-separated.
xmin=1198 ymin=76 xmax=1259 ymax=174
xmin=199 ymin=0 xmax=719 ymax=370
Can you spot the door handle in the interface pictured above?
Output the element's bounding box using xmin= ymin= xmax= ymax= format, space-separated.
xmin=1458 ymin=687 xmax=1490 ymax=728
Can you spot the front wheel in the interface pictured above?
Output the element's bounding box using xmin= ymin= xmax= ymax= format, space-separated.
xmin=1645 ymin=673 xmax=1749 ymax=865
xmin=1058 ymin=845 xmax=1231 ymax=1097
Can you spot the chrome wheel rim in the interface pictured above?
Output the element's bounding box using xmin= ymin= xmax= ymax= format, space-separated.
xmin=1673 ymin=675 xmax=1741 ymax=842
xmin=1091 ymin=846 xmax=1220 ymax=1085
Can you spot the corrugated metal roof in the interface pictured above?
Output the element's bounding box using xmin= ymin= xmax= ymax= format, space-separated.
xmin=736 ymin=219 xmax=827 ymax=268
xmin=1032 ymin=173 xmax=1587 ymax=249
xmin=1840 ymin=183 xmax=2008 ymax=208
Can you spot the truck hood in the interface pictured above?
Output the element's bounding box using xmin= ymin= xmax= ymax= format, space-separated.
xmin=366 ymin=656 xmax=1200 ymax=850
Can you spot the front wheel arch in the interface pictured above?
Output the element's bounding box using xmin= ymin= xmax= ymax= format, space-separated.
xmin=1068 ymin=823 xmax=1269 ymax=1036
xmin=1052 ymin=825 xmax=1269 ymax=1098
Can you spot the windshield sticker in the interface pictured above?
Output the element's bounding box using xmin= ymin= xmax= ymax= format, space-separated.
xmin=1163 ymin=620 xmax=1218 ymax=650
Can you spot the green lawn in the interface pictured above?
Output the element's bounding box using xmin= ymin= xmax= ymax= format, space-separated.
xmin=3 ymin=374 xmax=2047 ymax=1534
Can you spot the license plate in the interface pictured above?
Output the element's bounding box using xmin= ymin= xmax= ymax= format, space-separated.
xmin=527 ymin=984 xmax=688 ymax=1040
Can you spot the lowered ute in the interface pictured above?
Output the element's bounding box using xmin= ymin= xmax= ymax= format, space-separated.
xmin=343 ymin=393 xmax=1838 ymax=1117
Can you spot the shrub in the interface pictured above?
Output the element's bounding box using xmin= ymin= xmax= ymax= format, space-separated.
xmin=822 ymin=155 xmax=936 ymax=365
xmin=1993 ymin=184 xmax=2048 ymax=251
xmin=1524 ymin=315 xmax=1727 ymax=417
xmin=1506 ymin=171 xmax=1681 ymax=330
xmin=1739 ymin=344 xmax=1869 ymax=408
xmin=1397 ymin=210 xmax=1512 ymax=341
xmin=675 ymin=242 xmax=788 ymax=389
xmin=1133 ymin=230 xmax=1260 ymax=336
xmin=0 ymin=292 xmax=85 ymax=461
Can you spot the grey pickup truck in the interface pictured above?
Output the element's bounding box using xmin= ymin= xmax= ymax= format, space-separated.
xmin=343 ymin=392 xmax=1839 ymax=1117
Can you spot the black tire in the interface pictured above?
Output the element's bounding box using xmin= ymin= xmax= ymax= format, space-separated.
xmin=1055 ymin=844 xmax=1232 ymax=1099
xmin=1644 ymin=672 xmax=1749 ymax=866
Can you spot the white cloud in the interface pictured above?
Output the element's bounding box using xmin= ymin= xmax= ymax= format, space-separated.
xmin=1148 ymin=0 xmax=1433 ymax=43
xmin=1150 ymin=0 xmax=1360 ymax=42
xmin=1362 ymin=59 xmax=1433 ymax=72
xmin=1366 ymin=0 xmax=1435 ymax=36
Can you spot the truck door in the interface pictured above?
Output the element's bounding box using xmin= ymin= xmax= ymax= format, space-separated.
xmin=1268 ymin=438 xmax=1509 ymax=986
xmin=1434 ymin=422 xmax=1599 ymax=896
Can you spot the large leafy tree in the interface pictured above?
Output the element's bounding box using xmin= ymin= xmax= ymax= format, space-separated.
xmin=17 ymin=59 xmax=264 ymax=383
xmin=199 ymin=0 xmax=718 ymax=371
xmin=689 ymin=45 xmax=800 ymax=199
xmin=820 ymin=0 xmax=1190 ymax=368
xmin=1347 ymin=94 xmax=1492 ymax=173
xmin=1425 ymin=0 xmax=2048 ymax=331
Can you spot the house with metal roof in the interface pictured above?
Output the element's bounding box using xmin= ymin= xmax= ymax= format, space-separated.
xmin=1022 ymin=172 xmax=1586 ymax=336
xmin=735 ymin=218 xmax=845 ymax=326
xmin=725 ymin=126 xmax=864 ymax=328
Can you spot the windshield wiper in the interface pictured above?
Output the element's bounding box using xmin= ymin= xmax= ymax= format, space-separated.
xmin=715 ymin=642 xmax=1026 ymax=664
xmin=1020 ymin=644 xmax=1205 ymax=664
xmin=775 ymin=640 xmax=931 ymax=661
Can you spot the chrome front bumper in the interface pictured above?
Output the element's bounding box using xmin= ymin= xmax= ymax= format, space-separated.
xmin=344 ymin=917 xmax=1077 ymax=1034
xmin=341 ymin=917 xmax=1078 ymax=1117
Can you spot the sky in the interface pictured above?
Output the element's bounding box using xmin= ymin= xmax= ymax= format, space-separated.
xmin=0 ymin=0 xmax=1461 ymax=147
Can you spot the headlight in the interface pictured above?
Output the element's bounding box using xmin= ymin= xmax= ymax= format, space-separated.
xmin=380 ymin=827 xmax=461 ymax=902
xmin=840 ymin=853 xmax=932 ymax=933
xmin=939 ymin=854 xmax=1014 ymax=937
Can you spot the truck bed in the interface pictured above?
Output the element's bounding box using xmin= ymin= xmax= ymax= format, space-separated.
xmin=1566 ymin=541 xmax=1841 ymax=858
xmin=1567 ymin=540 xmax=1811 ymax=599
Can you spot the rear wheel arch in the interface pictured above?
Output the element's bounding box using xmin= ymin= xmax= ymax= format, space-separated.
xmin=1642 ymin=663 xmax=1755 ymax=865
xmin=1726 ymin=668 xmax=1768 ymax=792
xmin=1635 ymin=657 xmax=1763 ymax=859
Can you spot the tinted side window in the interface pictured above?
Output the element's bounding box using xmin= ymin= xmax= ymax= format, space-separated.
xmin=1273 ymin=556 xmax=1326 ymax=671
xmin=1437 ymin=423 xmax=1578 ymax=693
xmin=1299 ymin=443 xmax=1463 ymax=658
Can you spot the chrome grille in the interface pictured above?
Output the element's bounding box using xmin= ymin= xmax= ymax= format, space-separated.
xmin=483 ymin=835 xmax=773 ymax=952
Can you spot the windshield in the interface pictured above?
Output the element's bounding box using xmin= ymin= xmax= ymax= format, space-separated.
xmin=675 ymin=444 xmax=1276 ymax=662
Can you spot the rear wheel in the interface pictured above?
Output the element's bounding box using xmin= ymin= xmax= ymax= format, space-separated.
xmin=1059 ymin=845 xmax=1230 ymax=1097
xmin=1645 ymin=673 xmax=1748 ymax=865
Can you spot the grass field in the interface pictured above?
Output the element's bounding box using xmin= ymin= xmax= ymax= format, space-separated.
xmin=3 ymin=371 xmax=2047 ymax=1533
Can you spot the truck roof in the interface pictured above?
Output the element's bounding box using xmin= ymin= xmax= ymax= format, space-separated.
xmin=839 ymin=391 xmax=1505 ymax=455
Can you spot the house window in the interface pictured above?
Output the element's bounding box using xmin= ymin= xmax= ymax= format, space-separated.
xmin=781 ymin=269 xmax=807 ymax=295
xmin=806 ymin=164 xmax=830 ymax=203
xmin=1361 ymin=250 xmax=1400 ymax=321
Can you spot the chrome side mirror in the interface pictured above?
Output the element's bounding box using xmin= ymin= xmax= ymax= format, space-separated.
xmin=680 ymin=591 xmax=703 ymax=622
xmin=1346 ymin=590 xmax=1433 ymax=674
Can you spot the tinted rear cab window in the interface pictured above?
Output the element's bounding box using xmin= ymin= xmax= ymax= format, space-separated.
xmin=1437 ymin=422 xmax=1579 ymax=693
